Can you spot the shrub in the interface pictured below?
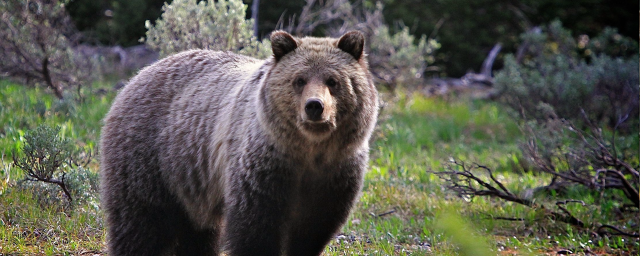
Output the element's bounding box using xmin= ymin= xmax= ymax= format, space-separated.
xmin=12 ymin=125 xmax=92 ymax=204
xmin=584 ymin=27 xmax=639 ymax=58
xmin=494 ymin=21 xmax=639 ymax=132
xmin=0 ymin=0 xmax=97 ymax=99
xmin=436 ymin=22 xmax=640 ymax=243
xmin=65 ymin=166 xmax=100 ymax=206
xmin=144 ymin=0 xmax=271 ymax=59
xmin=11 ymin=165 xmax=98 ymax=210
xmin=284 ymin=0 xmax=438 ymax=91
xmin=368 ymin=24 xmax=438 ymax=91
xmin=13 ymin=125 xmax=74 ymax=202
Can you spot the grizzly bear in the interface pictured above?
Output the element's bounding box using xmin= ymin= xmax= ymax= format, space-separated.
xmin=100 ymin=30 xmax=378 ymax=256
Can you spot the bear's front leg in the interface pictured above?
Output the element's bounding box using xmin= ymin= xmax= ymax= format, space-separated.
xmin=224 ymin=160 xmax=293 ymax=256
xmin=287 ymin=155 xmax=366 ymax=256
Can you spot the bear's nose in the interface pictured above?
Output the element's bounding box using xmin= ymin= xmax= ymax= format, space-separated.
xmin=305 ymin=99 xmax=324 ymax=121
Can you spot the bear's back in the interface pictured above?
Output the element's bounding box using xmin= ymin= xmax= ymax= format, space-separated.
xmin=100 ymin=50 xmax=262 ymax=208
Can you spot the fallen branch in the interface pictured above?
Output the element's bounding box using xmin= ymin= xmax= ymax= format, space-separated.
xmin=519 ymin=115 xmax=639 ymax=209
xmin=373 ymin=208 xmax=397 ymax=218
xmin=431 ymin=160 xmax=623 ymax=230
xmin=597 ymin=225 xmax=639 ymax=238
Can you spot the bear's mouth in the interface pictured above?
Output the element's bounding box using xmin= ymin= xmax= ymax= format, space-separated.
xmin=299 ymin=120 xmax=336 ymax=134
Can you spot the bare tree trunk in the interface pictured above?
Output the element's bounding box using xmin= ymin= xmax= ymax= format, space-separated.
xmin=42 ymin=57 xmax=64 ymax=99
xmin=251 ymin=0 xmax=260 ymax=38
xmin=480 ymin=43 xmax=502 ymax=77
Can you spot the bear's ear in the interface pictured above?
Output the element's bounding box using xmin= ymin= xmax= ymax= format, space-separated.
xmin=337 ymin=31 xmax=365 ymax=60
xmin=271 ymin=31 xmax=298 ymax=61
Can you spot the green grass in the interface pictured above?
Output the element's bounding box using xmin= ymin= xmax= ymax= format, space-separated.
xmin=0 ymin=80 xmax=114 ymax=158
xmin=1 ymin=82 xmax=638 ymax=255
xmin=0 ymin=80 xmax=111 ymax=255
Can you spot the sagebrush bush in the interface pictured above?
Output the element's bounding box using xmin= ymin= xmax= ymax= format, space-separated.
xmin=144 ymin=0 xmax=271 ymax=59
xmin=65 ymin=166 xmax=100 ymax=206
xmin=0 ymin=0 xmax=97 ymax=99
xmin=368 ymin=25 xmax=438 ymax=91
xmin=12 ymin=125 xmax=95 ymax=205
xmin=494 ymin=21 xmax=639 ymax=132
xmin=585 ymin=27 xmax=639 ymax=58
xmin=12 ymin=165 xmax=98 ymax=211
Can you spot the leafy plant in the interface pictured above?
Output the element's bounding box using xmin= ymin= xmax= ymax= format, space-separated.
xmin=12 ymin=125 xmax=90 ymax=202
xmin=494 ymin=20 xmax=639 ymax=132
xmin=368 ymin=24 xmax=438 ymax=91
xmin=144 ymin=0 xmax=271 ymax=59
xmin=0 ymin=0 xmax=97 ymax=99
xmin=434 ymin=22 xmax=639 ymax=247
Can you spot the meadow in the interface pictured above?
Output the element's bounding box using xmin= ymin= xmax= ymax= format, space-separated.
xmin=0 ymin=80 xmax=637 ymax=255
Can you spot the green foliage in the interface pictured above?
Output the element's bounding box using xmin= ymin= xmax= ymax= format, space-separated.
xmin=64 ymin=0 xmax=637 ymax=79
xmin=10 ymin=166 xmax=100 ymax=211
xmin=0 ymin=0 xmax=96 ymax=99
xmin=144 ymin=0 xmax=271 ymax=58
xmin=494 ymin=21 xmax=639 ymax=131
xmin=378 ymin=0 xmax=525 ymax=77
xmin=468 ymin=23 xmax=640 ymax=251
xmin=65 ymin=166 xmax=100 ymax=205
xmin=584 ymin=27 xmax=639 ymax=58
xmin=0 ymin=80 xmax=111 ymax=158
xmin=368 ymin=24 xmax=439 ymax=90
xmin=11 ymin=125 xmax=95 ymax=203
xmin=13 ymin=125 xmax=73 ymax=183
xmin=0 ymin=80 xmax=107 ymax=253
xmin=0 ymin=177 xmax=104 ymax=254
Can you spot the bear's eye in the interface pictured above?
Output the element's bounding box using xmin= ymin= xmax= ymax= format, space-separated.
xmin=295 ymin=78 xmax=306 ymax=87
xmin=326 ymin=78 xmax=338 ymax=88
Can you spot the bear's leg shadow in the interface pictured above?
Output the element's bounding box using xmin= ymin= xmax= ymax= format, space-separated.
xmin=174 ymin=222 xmax=220 ymax=256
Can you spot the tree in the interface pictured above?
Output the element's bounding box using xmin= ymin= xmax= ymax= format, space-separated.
xmin=0 ymin=0 xmax=95 ymax=99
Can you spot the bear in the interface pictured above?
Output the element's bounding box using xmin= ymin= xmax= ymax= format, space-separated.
xmin=99 ymin=30 xmax=378 ymax=256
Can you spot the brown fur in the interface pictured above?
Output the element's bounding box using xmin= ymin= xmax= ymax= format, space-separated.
xmin=100 ymin=31 xmax=378 ymax=256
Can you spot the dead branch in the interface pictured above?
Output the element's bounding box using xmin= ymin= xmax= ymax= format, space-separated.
xmin=425 ymin=43 xmax=500 ymax=97
xmin=520 ymin=116 xmax=639 ymax=208
xmin=434 ymin=160 xmax=533 ymax=207
xmin=433 ymin=158 xmax=640 ymax=236
xmin=281 ymin=0 xmax=383 ymax=38
xmin=555 ymin=200 xmax=585 ymax=228
xmin=432 ymin=160 xmax=591 ymax=228
xmin=597 ymin=225 xmax=640 ymax=238
xmin=492 ymin=216 xmax=525 ymax=221
xmin=480 ymin=43 xmax=502 ymax=77
xmin=374 ymin=208 xmax=397 ymax=218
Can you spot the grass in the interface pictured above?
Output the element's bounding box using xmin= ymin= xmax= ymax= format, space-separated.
xmin=0 ymin=80 xmax=638 ymax=255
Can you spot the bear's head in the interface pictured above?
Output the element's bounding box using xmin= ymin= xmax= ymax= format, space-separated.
xmin=262 ymin=31 xmax=377 ymax=144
